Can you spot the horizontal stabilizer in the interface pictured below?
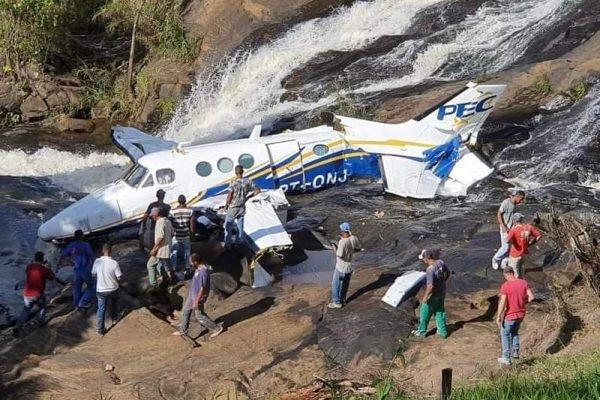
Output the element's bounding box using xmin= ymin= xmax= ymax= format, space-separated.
xmin=381 ymin=271 xmax=426 ymax=307
xmin=112 ymin=126 xmax=177 ymax=162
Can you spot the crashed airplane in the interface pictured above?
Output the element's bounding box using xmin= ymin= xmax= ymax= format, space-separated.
xmin=38 ymin=82 xmax=505 ymax=242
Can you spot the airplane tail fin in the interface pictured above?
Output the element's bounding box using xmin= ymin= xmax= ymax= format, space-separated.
xmin=415 ymin=82 xmax=506 ymax=145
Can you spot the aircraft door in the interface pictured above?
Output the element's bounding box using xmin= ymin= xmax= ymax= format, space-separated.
xmin=266 ymin=140 xmax=305 ymax=193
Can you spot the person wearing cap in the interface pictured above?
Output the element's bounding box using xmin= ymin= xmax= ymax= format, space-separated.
xmin=147 ymin=207 xmax=174 ymax=286
xmin=328 ymin=222 xmax=362 ymax=309
xmin=496 ymin=265 xmax=535 ymax=365
xmin=224 ymin=165 xmax=260 ymax=246
xmin=412 ymin=249 xmax=450 ymax=338
xmin=492 ymin=191 xmax=525 ymax=270
xmin=140 ymin=189 xmax=171 ymax=250
xmin=505 ymin=213 xmax=542 ymax=278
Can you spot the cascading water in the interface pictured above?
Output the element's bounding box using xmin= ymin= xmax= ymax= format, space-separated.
xmin=163 ymin=0 xmax=582 ymax=142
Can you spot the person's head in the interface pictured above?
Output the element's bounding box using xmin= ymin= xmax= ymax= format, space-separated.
xmin=512 ymin=190 xmax=525 ymax=205
xmin=502 ymin=265 xmax=516 ymax=280
xmin=339 ymin=222 xmax=351 ymax=237
xmin=150 ymin=207 xmax=160 ymax=220
xmin=189 ymin=253 xmax=203 ymax=268
xmin=34 ymin=251 xmax=44 ymax=263
xmin=158 ymin=208 xmax=169 ymax=218
xmin=156 ymin=189 xmax=166 ymax=201
xmin=512 ymin=213 xmax=525 ymax=225
xmin=74 ymin=229 xmax=84 ymax=241
xmin=178 ymin=194 xmax=186 ymax=206
xmin=235 ymin=165 xmax=244 ymax=177
xmin=418 ymin=249 xmax=436 ymax=265
xmin=102 ymin=242 xmax=112 ymax=256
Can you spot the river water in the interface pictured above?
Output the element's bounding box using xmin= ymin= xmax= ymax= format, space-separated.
xmin=1 ymin=0 xmax=599 ymax=326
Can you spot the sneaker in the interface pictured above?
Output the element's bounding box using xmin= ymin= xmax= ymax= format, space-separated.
xmin=210 ymin=325 xmax=224 ymax=338
xmin=497 ymin=357 xmax=511 ymax=365
xmin=171 ymin=331 xmax=183 ymax=336
xmin=411 ymin=330 xmax=426 ymax=338
xmin=491 ymin=257 xmax=500 ymax=270
xmin=327 ymin=302 xmax=342 ymax=309
xmin=512 ymin=353 xmax=520 ymax=360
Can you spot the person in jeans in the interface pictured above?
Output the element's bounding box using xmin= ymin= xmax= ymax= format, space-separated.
xmin=496 ymin=265 xmax=535 ymax=365
xmin=328 ymin=222 xmax=362 ymax=309
xmin=506 ymin=213 xmax=542 ymax=278
xmin=60 ymin=229 xmax=96 ymax=309
xmin=412 ymin=249 xmax=450 ymax=339
xmin=92 ymin=243 xmax=122 ymax=336
xmin=13 ymin=252 xmax=56 ymax=336
xmin=172 ymin=253 xmax=223 ymax=338
xmin=224 ymin=165 xmax=260 ymax=245
xmin=170 ymin=195 xmax=194 ymax=276
xmin=147 ymin=207 xmax=174 ymax=286
xmin=139 ymin=189 xmax=171 ymax=250
xmin=492 ymin=191 xmax=525 ymax=270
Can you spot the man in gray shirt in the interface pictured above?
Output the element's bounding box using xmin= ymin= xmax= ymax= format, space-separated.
xmin=328 ymin=222 xmax=362 ymax=309
xmin=224 ymin=165 xmax=259 ymax=245
xmin=147 ymin=208 xmax=174 ymax=286
xmin=492 ymin=190 xmax=525 ymax=270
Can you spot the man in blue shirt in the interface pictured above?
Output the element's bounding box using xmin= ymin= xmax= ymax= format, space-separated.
xmin=60 ymin=230 xmax=96 ymax=309
xmin=172 ymin=253 xmax=223 ymax=339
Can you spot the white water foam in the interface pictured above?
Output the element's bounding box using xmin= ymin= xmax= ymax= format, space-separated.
xmin=357 ymin=0 xmax=578 ymax=93
xmin=0 ymin=148 xmax=130 ymax=193
xmin=162 ymin=0 xmax=443 ymax=141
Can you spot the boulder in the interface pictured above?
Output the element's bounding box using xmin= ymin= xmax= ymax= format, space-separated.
xmin=158 ymin=83 xmax=191 ymax=100
xmin=20 ymin=95 xmax=48 ymax=121
xmin=33 ymin=81 xmax=59 ymax=98
xmin=0 ymin=82 xmax=24 ymax=112
xmin=539 ymin=94 xmax=573 ymax=114
xmin=46 ymin=91 xmax=70 ymax=109
xmin=139 ymin=98 xmax=157 ymax=123
xmin=55 ymin=116 xmax=95 ymax=133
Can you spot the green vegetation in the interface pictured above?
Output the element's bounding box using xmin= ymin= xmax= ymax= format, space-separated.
xmin=566 ymin=80 xmax=589 ymax=102
xmin=533 ymin=74 xmax=552 ymax=96
xmin=324 ymin=349 xmax=600 ymax=400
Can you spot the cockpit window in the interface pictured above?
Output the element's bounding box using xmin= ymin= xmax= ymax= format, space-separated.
xmin=156 ymin=168 xmax=175 ymax=184
xmin=123 ymin=164 xmax=148 ymax=187
xmin=142 ymin=174 xmax=154 ymax=188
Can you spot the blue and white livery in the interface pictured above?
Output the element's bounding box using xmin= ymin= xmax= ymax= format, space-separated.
xmin=38 ymin=82 xmax=505 ymax=241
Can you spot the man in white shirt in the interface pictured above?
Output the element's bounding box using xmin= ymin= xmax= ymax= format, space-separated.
xmin=92 ymin=243 xmax=122 ymax=336
xmin=148 ymin=207 xmax=175 ymax=285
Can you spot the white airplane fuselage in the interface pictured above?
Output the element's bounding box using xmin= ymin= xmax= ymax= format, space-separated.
xmin=38 ymin=82 xmax=506 ymax=241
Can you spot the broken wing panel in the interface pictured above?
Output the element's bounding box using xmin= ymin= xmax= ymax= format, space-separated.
xmin=380 ymin=155 xmax=441 ymax=199
xmin=112 ymin=126 xmax=177 ymax=162
xmin=244 ymin=197 xmax=293 ymax=252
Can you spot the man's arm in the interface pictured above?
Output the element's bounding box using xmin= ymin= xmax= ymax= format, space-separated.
xmin=530 ymin=226 xmax=542 ymax=244
xmin=225 ymin=191 xmax=233 ymax=209
xmin=422 ymin=284 xmax=433 ymax=303
xmin=497 ymin=208 xmax=508 ymax=232
xmin=193 ymin=287 xmax=205 ymax=309
xmin=526 ymin=288 xmax=535 ymax=303
xmin=496 ymin=293 xmax=507 ymax=326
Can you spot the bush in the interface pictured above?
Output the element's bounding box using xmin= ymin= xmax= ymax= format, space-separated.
xmin=533 ymin=74 xmax=552 ymax=96
xmin=566 ymin=80 xmax=588 ymax=102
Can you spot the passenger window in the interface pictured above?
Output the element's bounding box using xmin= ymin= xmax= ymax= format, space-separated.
xmin=142 ymin=174 xmax=154 ymax=188
xmin=313 ymin=144 xmax=329 ymax=156
xmin=238 ymin=153 xmax=255 ymax=169
xmin=156 ymin=168 xmax=175 ymax=184
xmin=196 ymin=161 xmax=212 ymax=177
xmin=217 ymin=157 xmax=233 ymax=173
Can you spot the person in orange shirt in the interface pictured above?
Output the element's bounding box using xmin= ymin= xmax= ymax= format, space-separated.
xmin=506 ymin=213 xmax=542 ymax=278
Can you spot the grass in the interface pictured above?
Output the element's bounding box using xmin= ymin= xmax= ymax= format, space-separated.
xmin=533 ymin=74 xmax=552 ymax=96
xmin=566 ymin=80 xmax=589 ymax=102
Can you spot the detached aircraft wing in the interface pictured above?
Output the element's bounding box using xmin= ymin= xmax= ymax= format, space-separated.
xmin=112 ymin=126 xmax=178 ymax=162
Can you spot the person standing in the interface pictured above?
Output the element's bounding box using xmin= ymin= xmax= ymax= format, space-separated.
xmin=13 ymin=252 xmax=56 ymax=336
xmin=224 ymin=165 xmax=260 ymax=245
xmin=492 ymin=191 xmax=525 ymax=270
xmin=496 ymin=265 xmax=535 ymax=365
xmin=61 ymin=229 xmax=95 ymax=309
xmin=328 ymin=222 xmax=362 ymax=309
xmin=412 ymin=249 xmax=450 ymax=339
xmin=148 ymin=207 xmax=174 ymax=286
xmin=139 ymin=189 xmax=171 ymax=250
xmin=92 ymin=243 xmax=122 ymax=336
xmin=506 ymin=213 xmax=542 ymax=278
xmin=172 ymin=253 xmax=223 ymax=338
xmin=170 ymin=195 xmax=194 ymax=275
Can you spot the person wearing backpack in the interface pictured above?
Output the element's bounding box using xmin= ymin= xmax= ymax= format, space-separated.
xmin=412 ymin=249 xmax=450 ymax=339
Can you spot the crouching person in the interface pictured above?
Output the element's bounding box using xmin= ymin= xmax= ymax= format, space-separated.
xmin=412 ymin=249 xmax=450 ymax=339
xmin=92 ymin=243 xmax=122 ymax=336
xmin=172 ymin=253 xmax=223 ymax=339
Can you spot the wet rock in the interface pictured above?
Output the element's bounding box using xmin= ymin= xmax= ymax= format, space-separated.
xmin=20 ymin=95 xmax=48 ymax=121
xmin=317 ymin=296 xmax=413 ymax=366
xmin=158 ymin=83 xmax=191 ymax=100
xmin=55 ymin=116 xmax=95 ymax=133
xmin=540 ymin=94 xmax=573 ymax=114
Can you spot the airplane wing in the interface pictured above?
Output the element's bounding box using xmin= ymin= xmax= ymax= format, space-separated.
xmin=112 ymin=126 xmax=177 ymax=162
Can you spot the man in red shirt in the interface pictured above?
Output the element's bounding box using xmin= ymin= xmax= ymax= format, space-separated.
xmin=506 ymin=213 xmax=542 ymax=278
xmin=13 ymin=252 xmax=56 ymax=337
xmin=496 ymin=265 xmax=535 ymax=365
